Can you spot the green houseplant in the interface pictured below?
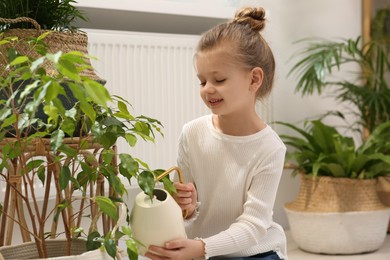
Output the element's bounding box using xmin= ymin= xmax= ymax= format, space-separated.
xmin=286 ymin=14 xmax=390 ymax=240
xmin=288 ymin=36 xmax=390 ymax=138
xmin=278 ymin=119 xmax=390 ymax=254
xmin=0 ymin=33 xmax=172 ymax=259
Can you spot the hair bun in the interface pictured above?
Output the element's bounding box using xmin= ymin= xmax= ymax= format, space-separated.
xmin=233 ymin=7 xmax=266 ymax=32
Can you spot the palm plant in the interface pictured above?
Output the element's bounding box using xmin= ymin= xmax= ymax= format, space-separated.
xmin=0 ymin=0 xmax=87 ymax=31
xmin=288 ymin=36 xmax=390 ymax=138
xmin=278 ymin=120 xmax=390 ymax=179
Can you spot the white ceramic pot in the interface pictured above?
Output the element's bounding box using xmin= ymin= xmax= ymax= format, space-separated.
xmin=130 ymin=188 xmax=187 ymax=255
xmin=285 ymin=207 xmax=390 ymax=254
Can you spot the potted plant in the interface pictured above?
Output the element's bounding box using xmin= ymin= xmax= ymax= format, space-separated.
xmin=278 ymin=119 xmax=390 ymax=254
xmin=287 ymin=16 xmax=390 ymax=235
xmin=0 ymin=33 xmax=172 ymax=259
xmin=0 ymin=0 xmax=86 ymax=31
xmin=0 ymin=0 xmax=103 ymax=84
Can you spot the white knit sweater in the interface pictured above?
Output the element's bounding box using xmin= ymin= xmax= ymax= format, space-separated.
xmin=177 ymin=115 xmax=287 ymax=259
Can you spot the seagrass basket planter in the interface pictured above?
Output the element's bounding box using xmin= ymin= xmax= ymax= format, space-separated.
xmin=377 ymin=175 xmax=390 ymax=233
xmin=285 ymin=174 xmax=390 ymax=255
xmin=0 ymin=17 xmax=105 ymax=137
xmin=0 ymin=17 xmax=105 ymax=84
xmin=0 ymin=239 xmax=111 ymax=260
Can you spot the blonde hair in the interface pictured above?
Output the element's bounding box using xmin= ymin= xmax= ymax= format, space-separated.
xmin=196 ymin=7 xmax=275 ymax=99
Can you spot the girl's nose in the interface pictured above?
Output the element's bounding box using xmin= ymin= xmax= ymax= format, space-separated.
xmin=203 ymin=82 xmax=216 ymax=93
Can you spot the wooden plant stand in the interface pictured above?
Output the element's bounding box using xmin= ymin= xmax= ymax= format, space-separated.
xmin=0 ymin=137 xmax=118 ymax=246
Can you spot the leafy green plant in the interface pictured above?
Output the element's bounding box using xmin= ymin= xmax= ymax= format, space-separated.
xmin=277 ymin=120 xmax=390 ymax=179
xmin=288 ymin=36 xmax=390 ymax=137
xmin=0 ymin=0 xmax=87 ymax=31
xmin=0 ymin=33 xmax=172 ymax=259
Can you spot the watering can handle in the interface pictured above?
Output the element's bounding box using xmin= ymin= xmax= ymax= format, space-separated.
xmin=156 ymin=166 xmax=189 ymax=218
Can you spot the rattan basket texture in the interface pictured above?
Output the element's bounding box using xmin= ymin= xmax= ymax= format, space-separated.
xmin=0 ymin=17 xmax=104 ymax=83
xmin=377 ymin=175 xmax=390 ymax=232
xmin=285 ymin=174 xmax=388 ymax=212
xmin=0 ymin=239 xmax=110 ymax=259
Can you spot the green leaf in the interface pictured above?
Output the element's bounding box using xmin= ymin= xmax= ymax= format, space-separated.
xmin=84 ymin=80 xmax=111 ymax=108
xmin=20 ymin=80 xmax=40 ymax=100
xmin=95 ymin=196 xmax=118 ymax=222
xmin=47 ymin=51 xmax=63 ymax=64
xmin=45 ymin=81 xmax=62 ymax=102
xmin=67 ymin=82 xmax=86 ymax=102
xmin=61 ymin=118 xmax=76 ymax=137
xmin=322 ymin=163 xmax=345 ymax=177
xmin=27 ymin=159 xmax=44 ymax=172
xmin=138 ymin=170 xmax=156 ymax=200
xmin=119 ymin=154 xmax=139 ymax=179
xmin=31 ymin=56 xmax=46 ymax=71
xmin=97 ymin=132 xmax=117 ymax=149
xmin=126 ymin=239 xmax=139 ymax=260
xmin=1 ymin=114 xmax=16 ymax=128
xmin=104 ymin=238 xmax=117 ymax=259
xmin=10 ymin=56 xmax=29 ymax=66
xmin=50 ymin=130 xmax=65 ymax=152
xmin=58 ymin=58 xmax=80 ymax=81
xmin=58 ymin=144 xmax=77 ymax=157
xmin=87 ymin=231 xmax=102 ymax=251
xmin=44 ymin=104 xmax=59 ymax=125
xmin=160 ymin=175 xmax=176 ymax=195
xmin=108 ymin=172 xmax=125 ymax=196
xmin=37 ymin=165 xmax=46 ymax=185
xmin=37 ymin=31 xmax=53 ymax=41
xmin=80 ymin=101 xmax=96 ymax=122
xmin=59 ymin=166 xmax=72 ymax=190
xmin=102 ymin=150 xmax=115 ymax=164
xmin=54 ymin=200 xmax=69 ymax=223
xmin=125 ymin=134 xmax=137 ymax=147
xmin=65 ymin=107 xmax=77 ymax=120
xmin=121 ymin=226 xmax=133 ymax=237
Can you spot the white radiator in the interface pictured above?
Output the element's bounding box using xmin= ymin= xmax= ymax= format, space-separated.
xmin=85 ymin=28 xmax=273 ymax=175
xmin=85 ymin=29 xmax=208 ymax=173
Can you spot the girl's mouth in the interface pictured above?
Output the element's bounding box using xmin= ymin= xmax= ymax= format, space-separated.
xmin=209 ymin=98 xmax=223 ymax=106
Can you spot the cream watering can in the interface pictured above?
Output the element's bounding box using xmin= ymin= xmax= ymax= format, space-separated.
xmin=130 ymin=166 xmax=188 ymax=256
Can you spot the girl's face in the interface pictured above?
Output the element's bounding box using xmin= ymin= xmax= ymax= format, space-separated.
xmin=195 ymin=45 xmax=262 ymax=118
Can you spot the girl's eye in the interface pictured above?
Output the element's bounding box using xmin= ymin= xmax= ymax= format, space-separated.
xmin=199 ymin=81 xmax=206 ymax=87
xmin=216 ymin=79 xmax=226 ymax=83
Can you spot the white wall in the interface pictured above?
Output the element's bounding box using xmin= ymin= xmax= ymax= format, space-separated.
xmin=78 ymin=0 xmax=362 ymax=228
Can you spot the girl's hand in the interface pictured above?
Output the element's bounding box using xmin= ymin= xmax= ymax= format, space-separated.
xmin=145 ymin=238 xmax=205 ymax=260
xmin=172 ymin=182 xmax=197 ymax=218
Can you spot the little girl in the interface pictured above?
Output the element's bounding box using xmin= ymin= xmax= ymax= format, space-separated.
xmin=145 ymin=6 xmax=287 ymax=260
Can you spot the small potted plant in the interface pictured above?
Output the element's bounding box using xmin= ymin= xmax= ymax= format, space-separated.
xmin=278 ymin=119 xmax=390 ymax=254
xmin=0 ymin=33 xmax=172 ymax=259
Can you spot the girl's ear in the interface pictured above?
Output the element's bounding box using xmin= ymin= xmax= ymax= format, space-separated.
xmin=249 ymin=67 xmax=264 ymax=92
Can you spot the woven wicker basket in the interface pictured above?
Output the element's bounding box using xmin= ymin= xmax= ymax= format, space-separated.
xmin=0 ymin=239 xmax=111 ymax=259
xmin=0 ymin=17 xmax=105 ymax=84
xmin=285 ymin=174 xmax=388 ymax=212
xmin=377 ymin=175 xmax=390 ymax=232
xmin=285 ymin=174 xmax=390 ymax=254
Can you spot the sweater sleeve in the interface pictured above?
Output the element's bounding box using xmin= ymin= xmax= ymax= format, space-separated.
xmin=177 ymin=130 xmax=193 ymax=183
xmin=202 ymin=145 xmax=286 ymax=258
